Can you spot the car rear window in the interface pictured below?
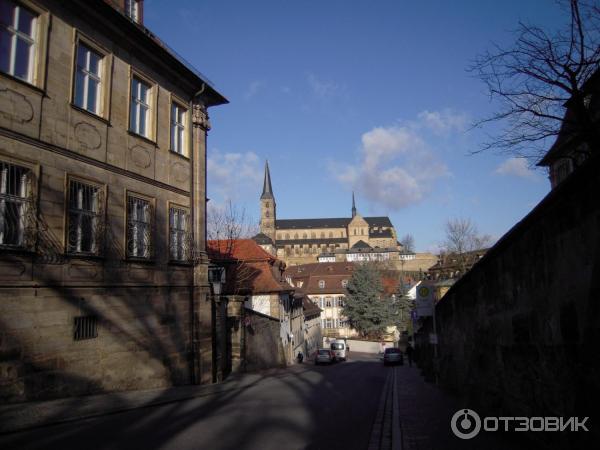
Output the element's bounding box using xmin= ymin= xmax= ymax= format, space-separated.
xmin=318 ymin=350 xmax=330 ymax=355
xmin=331 ymin=343 xmax=344 ymax=350
xmin=385 ymin=348 xmax=400 ymax=353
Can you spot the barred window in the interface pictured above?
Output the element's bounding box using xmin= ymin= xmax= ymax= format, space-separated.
xmin=0 ymin=161 xmax=33 ymax=248
xmin=127 ymin=195 xmax=152 ymax=259
xmin=73 ymin=315 xmax=98 ymax=341
xmin=169 ymin=206 xmax=190 ymax=261
xmin=67 ymin=179 xmax=103 ymax=255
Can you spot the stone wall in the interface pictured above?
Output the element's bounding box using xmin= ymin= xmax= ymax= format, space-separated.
xmin=417 ymin=155 xmax=600 ymax=448
xmin=244 ymin=310 xmax=286 ymax=372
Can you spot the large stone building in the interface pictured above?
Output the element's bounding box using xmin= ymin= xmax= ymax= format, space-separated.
xmin=255 ymin=161 xmax=407 ymax=266
xmin=0 ymin=0 xmax=226 ymax=402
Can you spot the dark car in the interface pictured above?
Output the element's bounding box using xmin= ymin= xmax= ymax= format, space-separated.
xmin=383 ymin=347 xmax=404 ymax=366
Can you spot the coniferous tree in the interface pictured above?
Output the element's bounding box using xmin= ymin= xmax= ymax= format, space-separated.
xmin=342 ymin=263 xmax=394 ymax=339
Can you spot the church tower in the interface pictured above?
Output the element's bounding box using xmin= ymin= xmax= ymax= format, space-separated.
xmin=351 ymin=191 xmax=357 ymax=218
xmin=259 ymin=161 xmax=276 ymax=242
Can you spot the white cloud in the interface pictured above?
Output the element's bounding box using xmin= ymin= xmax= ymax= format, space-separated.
xmin=417 ymin=109 xmax=468 ymax=135
xmin=207 ymin=150 xmax=262 ymax=202
xmin=244 ymin=81 xmax=263 ymax=100
xmin=331 ymin=112 xmax=453 ymax=210
xmin=495 ymin=157 xmax=538 ymax=180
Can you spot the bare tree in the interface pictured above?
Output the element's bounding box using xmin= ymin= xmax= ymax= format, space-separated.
xmin=207 ymin=200 xmax=258 ymax=245
xmin=442 ymin=218 xmax=492 ymax=274
xmin=206 ymin=200 xmax=260 ymax=295
xmin=471 ymin=0 xmax=600 ymax=161
xmin=400 ymin=233 xmax=415 ymax=253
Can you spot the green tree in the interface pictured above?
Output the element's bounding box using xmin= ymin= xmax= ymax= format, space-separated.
xmin=342 ymin=263 xmax=394 ymax=339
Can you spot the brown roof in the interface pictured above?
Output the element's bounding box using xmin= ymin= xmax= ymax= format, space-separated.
xmin=286 ymin=262 xmax=355 ymax=294
xmin=302 ymin=296 xmax=322 ymax=317
xmin=208 ymin=239 xmax=291 ymax=295
xmin=207 ymin=239 xmax=277 ymax=262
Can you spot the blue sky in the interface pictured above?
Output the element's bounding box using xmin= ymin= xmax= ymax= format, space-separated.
xmin=145 ymin=0 xmax=568 ymax=252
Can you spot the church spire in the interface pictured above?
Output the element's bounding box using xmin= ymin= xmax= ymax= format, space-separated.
xmin=352 ymin=191 xmax=357 ymax=217
xmin=261 ymin=160 xmax=274 ymax=200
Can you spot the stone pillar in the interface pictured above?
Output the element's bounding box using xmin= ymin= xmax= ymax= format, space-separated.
xmin=227 ymin=296 xmax=246 ymax=373
xmin=192 ymin=102 xmax=212 ymax=384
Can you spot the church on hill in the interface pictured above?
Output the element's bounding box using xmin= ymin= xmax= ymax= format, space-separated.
xmin=253 ymin=161 xmax=408 ymax=266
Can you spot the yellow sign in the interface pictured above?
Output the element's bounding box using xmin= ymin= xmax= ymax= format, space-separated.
xmin=418 ymin=286 xmax=430 ymax=298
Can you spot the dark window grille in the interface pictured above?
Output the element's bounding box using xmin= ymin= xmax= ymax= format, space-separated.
xmin=169 ymin=206 xmax=190 ymax=261
xmin=74 ymin=315 xmax=98 ymax=341
xmin=127 ymin=195 xmax=152 ymax=259
xmin=67 ymin=180 xmax=103 ymax=255
xmin=0 ymin=161 xmax=34 ymax=249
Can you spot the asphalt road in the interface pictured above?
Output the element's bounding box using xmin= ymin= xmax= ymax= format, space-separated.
xmin=0 ymin=352 xmax=388 ymax=450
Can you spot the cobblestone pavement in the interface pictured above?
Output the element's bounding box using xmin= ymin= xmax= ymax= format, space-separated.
xmin=393 ymin=365 xmax=532 ymax=450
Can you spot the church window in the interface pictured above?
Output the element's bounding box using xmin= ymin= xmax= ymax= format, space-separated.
xmin=294 ymin=233 xmax=298 ymax=239
xmin=303 ymin=232 xmax=307 ymax=239
xmin=285 ymin=233 xmax=289 ymax=239
xmin=354 ymin=229 xmax=356 ymax=235
xmin=329 ymin=232 xmax=333 ymax=238
xmin=265 ymin=211 xmax=269 ymax=218
xmin=320 ymin=232 xmax=325 ymax=238
xmin=311 ymin=232 xmax=315 ymax=238
xmin=265 ymin=202 xmax=270 ymax=208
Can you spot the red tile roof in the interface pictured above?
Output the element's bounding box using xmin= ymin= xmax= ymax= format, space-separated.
xmin=207 ymin=239 xmax=277 ymax=262
xmin=208 ymin=239 xmax=291 ymax=295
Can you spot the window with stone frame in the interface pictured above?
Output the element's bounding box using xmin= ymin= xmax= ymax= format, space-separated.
xmin=126 ymin=194 xmax=153 ymax=259
xmin=74 ymin=41 xmax=103 ymax=115
xmin=170 ymin=101 xmax=187 ymax=155
xmin=169 ymin=205 xmax=190 ymax=262
xmin=0 ymin=160 xmax=35 ymax=249
xmin=67 ymin=178 xmax=105 ymax=255
xmin=124 ymin=0 xmax=140 ymax=23
xmin=130 ymin=75 xmax=152 ymax=138
xmin=0 ymin=0 xmax=37 ymax=83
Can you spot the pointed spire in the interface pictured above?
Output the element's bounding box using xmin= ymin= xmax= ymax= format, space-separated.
xmin=261 ymin=160 xmax=274 ymax=200
xmin=352 ymin=191 xmax=357 ymax=217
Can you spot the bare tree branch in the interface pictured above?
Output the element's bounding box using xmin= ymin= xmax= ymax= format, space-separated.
xmin=469 ymin=0 xmax=600 ymax=162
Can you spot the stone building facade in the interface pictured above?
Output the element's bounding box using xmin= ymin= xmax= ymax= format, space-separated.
xmin=286 ymin=262 xmax=357 ymax=340
xmin=255 ymin=162 xmax=405 ymax=267
xmin=0 ymin=0 xmax=226 ymax=402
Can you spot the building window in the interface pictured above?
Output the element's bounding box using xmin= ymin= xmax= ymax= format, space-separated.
xmin=124 ymin=0 xmax=140 ymax=23
xmin=338 ymin=297 xmax=345 ymax=307
xmin=130 ymin=76 xmax=151 ymax=138
xmin=342 ymin=279 xmax=348 ymax=288
xmin=73 ymin=42 xmax=102 ymax=114
xmin=318 ymin=280 xmax=325 ymax=289
xmin=67 ymin=179 xmax=104 ymax=255
xmin=171 ymin=102 xmax=187 ymax=155
xmin=325 ymin=297 xmax=332 ymax=307
xmin=0 ymin=0 xmax=37 ymax=82
xmin=169 ymin=205 xmax=190 ymax=262
xmin=303 ymin=232 xmax=307 ymax=239
xmin=127 ymin=195 xmax=152 ymax=259
xmin=0 ymin=160 xmax=33 ymax=248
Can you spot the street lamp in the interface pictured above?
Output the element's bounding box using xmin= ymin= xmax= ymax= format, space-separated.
xmin=208 ymin=265 xmax=226 ymax=296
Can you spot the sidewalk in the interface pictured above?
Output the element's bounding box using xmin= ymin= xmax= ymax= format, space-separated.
xmin=0 ymin=365 xmax=308 ymax=435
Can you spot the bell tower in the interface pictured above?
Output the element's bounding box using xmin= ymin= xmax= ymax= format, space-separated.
xmin=260 ymin=161 xmax=276 ymax=242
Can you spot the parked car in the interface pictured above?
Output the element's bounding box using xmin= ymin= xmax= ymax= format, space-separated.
xmin=383 ymin=347 xmax=403 ymax=366
xmin=330 ymin=340 xmax=347 ymax=361
xmin=315 ymin=349 xmax=335 ymax=365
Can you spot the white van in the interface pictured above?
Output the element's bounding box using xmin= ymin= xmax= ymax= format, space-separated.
xmin=330 ymin=340 xmax=348 ymax=361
